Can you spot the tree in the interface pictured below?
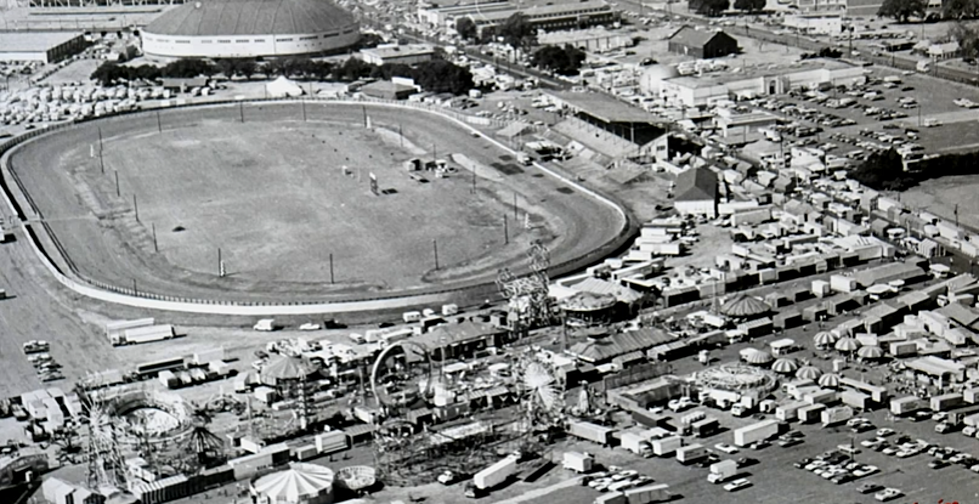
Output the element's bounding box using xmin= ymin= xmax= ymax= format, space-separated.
xmin=948 ymin=22 xmax=979 ymax=61
xmin=497 ymin=13 xmax=536 ymax=50
xmin=943 ymin=0 xmax=979 ymax=20
xmin=456 ymin=16 xmax=477 ymax=41
xmin=531 ymin=44 xmax=587 ymax=76
xmin=877 ymin=0 xmax=927 ymax=23
xmin=161 ymin=58 xmax=216 ymax=78
xmin=336 ymin=58 xmax=374 ymax=81
xmin=690 ymin=0 xmax=730 ymax=16
xmin=850 ymin=149 xmax=916 ymax=191
xmin=412 ymin=60 xmax=474 ymax=94
xmin=733 ymin=0 xmax=765 ymax=12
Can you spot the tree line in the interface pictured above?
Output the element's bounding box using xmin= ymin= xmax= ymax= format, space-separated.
xmin=850 ymin=148 xmax=979 ymax=192
xmin=90 ymin=55 xmax=475 ymax=95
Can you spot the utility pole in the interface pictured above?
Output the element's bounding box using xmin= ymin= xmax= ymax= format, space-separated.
xmin=513 ymin=191 xmax=518 ymax=220
xmin=399 ymin=123 xmax=404 ymax=148
xmin=98 ymin=126 xmax=103 ymax=153
xmin=504 ymin=214 xmax=509 ymax=245
xmin=329 ymin=253 xmax=335 ymax=284
xmin=114 ymin=170 xmax=120 ymax=196
xmin=433 ymin=239 xmax=439 ymax=270
xmin=239 ymin=101 xmax=244 ymax=123
xmin=156 ymin=110 xmax=162 ymax=133
xmin=133 ymin=194 xmax=139 ymax=222
xmin=218 ymin=247 xmax=222 ymax=277
xmin=301 ymin=98 xmax=307 ymax=122
xmin=152 ymin=223 xmax=158 ymax=252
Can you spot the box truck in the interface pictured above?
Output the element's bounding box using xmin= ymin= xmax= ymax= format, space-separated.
xmin=652 ymin=436 xmax=683 ymax=457
xmin=563 ymin=452 xmax=594 ymax=473
xmin=890 ymin=396 xmax=923 ymax=416
xmin=118 ymin=324 xmax=176 ymax=345
xmin=821 ymin=406 xmax=854 ymax=427
xmin=568 ymin=421 xmax=616 ymax=446
xmin=707 ymin=460 xmax=738 ymax=484
xmin=775 ymin=401 xmax=808 ymax=422
xmin=931 ymin=393 xmax=964 ymax=412
xmin=692 ymin=417 xmax=720 ymax=438
xmin=467 ymin=455 xmax=518 ymax=497
xmin=798 ymin=403 xmax=827 ymax=424
xmin=620 ymin=432 xmax=653 ymax=458
xmin=624 ymin=483 xmax=671 ymax=503
xmin=675 ymin=444 xmax=706 ymax=464
xmin=733 ymin=419 xmax=779 ymax=447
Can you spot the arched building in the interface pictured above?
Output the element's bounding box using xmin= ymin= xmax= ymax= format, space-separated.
xmin=141 ymin=0 xmax=360 ymax=60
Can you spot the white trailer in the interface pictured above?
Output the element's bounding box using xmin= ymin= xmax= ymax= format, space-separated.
xmin=474 ymin=455 xmax=518 ymax=490
xmin=562 ymin=452 xmax=593 ymax=473
xmin=733 ymin=419 xmax=779 ymax=447
xmin=105 ymin=318 xmax=155 ymax=345
xmin=568 ymin=421 xmax=616 ymax=446
xmin=675 ymin=444 xmax=706 ymax=464
xmin=119 ymin=324 xmax=175 ymax=345
xmin=624 ymin=483 xmax=671 ymax=503
xmin=652 ymin=436 xmax=683 ymax=456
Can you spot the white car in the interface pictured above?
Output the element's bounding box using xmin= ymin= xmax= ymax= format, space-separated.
xmin=874 ymin=488 xmax=903 ymax=501
xmin=933 ymin=412 xmax=948 ymax=422
xmin=838 ymin=445 xmax=861 ymax=455
xmin=847 ymin=418 xmax=870 ymax=427
xmin=723 ymin=478 xmax=752 ymax=492
xmin=853 ymin=465 xmax=879 ymax=477
xmin=970 ymin=464 xmax=979 ymax=473
xmin=876 ymin=428 xmax=895 ymax=437
xmin=715 ymin=443 xmax=740 ymax=454
xmin=298 ymin=323 xmax=321 ymax=331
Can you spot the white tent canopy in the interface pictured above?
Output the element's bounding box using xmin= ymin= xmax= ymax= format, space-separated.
xmin=252 ymin=463 xmax=334 ymax=503
xmin=266 ymin=76 xmax=304 ymax=98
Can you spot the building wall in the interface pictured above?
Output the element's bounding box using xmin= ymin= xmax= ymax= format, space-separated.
xmin=676 ymin=199 xmax=717 ymax=218
xmin=142 ymin=27 xmax=359 ymax=59
xmin=360 ymin=50 xmax=434 ymax=66
xmin=667 ymin=41 xmax=703 ymax=59
xmin=0 ymin=51 xmax=48 ymax=63
xmin=704 ymin=35 xmax=737 ymax=59
xmin=783 ymin=15 xmax=843 ymax=35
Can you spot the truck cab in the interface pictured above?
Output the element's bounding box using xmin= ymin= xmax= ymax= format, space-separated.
xmin=464 ymin=481 xmax=487 ymax=499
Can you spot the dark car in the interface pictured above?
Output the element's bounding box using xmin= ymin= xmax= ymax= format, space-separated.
xmin=737 ymin=457 xmax=759 ymax=468
xmin=778 ymin=438 xmax=803 ymax=448
xmin=928 ymin=459 xmax=950 ymax=469
xmin=794 ymin=458 xmax=813 ymax=469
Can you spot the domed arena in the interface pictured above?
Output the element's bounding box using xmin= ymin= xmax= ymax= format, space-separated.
xmin=141 ymin=0 xmax=360 ymax=60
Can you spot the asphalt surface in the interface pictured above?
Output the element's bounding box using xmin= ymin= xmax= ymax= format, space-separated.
xmin=3 ymin=101 xmax=627 ymax=305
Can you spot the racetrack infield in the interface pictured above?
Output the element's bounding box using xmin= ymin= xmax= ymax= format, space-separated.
xmin=5 ymin=102 xmax=628 ymax=303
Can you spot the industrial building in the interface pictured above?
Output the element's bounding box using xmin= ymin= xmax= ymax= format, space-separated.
xmin=141 ymin=0 xmax=360 ymax=60
xmin=782 ymin=13 xmax=843 ymax=35
xmin=419 ymin=1 xmax=617 ymax=38
xmin=360 ymin=44 xmax=436 ymax=66
xmin=666 ymin=26 xmax=738 ymax=60
xmin=651 ymin=59 xmax=867 ymax=107
xmin=673 ymin=167 xmax=719 ymax=218
xmin=0 ymin=32 xmax=87 ymax=64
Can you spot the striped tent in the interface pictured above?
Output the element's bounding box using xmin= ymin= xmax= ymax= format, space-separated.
xmin=857 ymin=345 xmax=884 ymax=360
xmin=818 ymin=373 xmax=841 ymax=388
xmin=834 ymin=337 xmax=861 ymax=353
xmin=742 ymin=348 xmax=774 ymax=365
xmin=795 ymin=365 xmax=823 ymax=381
xmin=771 ymin=358 xmax=799 ymax=374
xmin=813 ymin=331 xmax=838 ymax=348
xmin=720 ymin=294 xmax=772 ymax=318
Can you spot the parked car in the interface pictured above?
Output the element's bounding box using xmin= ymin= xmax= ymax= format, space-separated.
xmin=723 ymin=478 xmax=752 ymax=492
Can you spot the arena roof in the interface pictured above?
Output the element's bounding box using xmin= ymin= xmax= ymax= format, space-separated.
xmin=145 ymin=0 xmax=357 ymax=37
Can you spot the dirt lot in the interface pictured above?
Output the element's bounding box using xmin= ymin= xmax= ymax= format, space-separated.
xmin=890 ymin=174 xmax=979 ymax=231
xmin=7 ymin=101 xmax=625 ymax=302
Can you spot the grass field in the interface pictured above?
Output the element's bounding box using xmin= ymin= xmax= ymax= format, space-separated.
xmin=892 ymin=175 xmax=979 ymax=231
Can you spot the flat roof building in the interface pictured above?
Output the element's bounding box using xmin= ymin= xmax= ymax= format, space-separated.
xmin=360 ymin=44 xmax=436 ymax=66
xmin=0 ymin=32 xmax=86 ymax=64
xmin=420 ymin=1 xmax=617 ymax=37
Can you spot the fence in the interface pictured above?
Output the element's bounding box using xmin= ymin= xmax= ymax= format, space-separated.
xmin=0 ymin=96 xmax=635 ymax=314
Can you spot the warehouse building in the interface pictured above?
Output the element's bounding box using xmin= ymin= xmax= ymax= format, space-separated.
xmin=666 ymin=26 xmax=738 ymax=59
xmin=420 ymin=1 xmax=617 ymax=37
xmin=141 ymin=0 xmax=360 ymax=60
xmin=360 ymin=44 xmax=436 ymax=66
xmin=0 ymin=32 xmax=87 ymax=64
xmin=674 ymin=167 xmax=719 ymax=218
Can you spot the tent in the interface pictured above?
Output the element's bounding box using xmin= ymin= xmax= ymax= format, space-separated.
xmin=252 ymin=463 xmax=335 ymax=504
xmin=818 ymin=373 xmax=841 ymax=388
xmin=266 ymin=76 xmax=304 ymax=98
xmin=719 ymin=294 xmax=771 ymax=318
xmin=813 ymin=331 xmax=838 ymax=348
xmin=740 ymin=348 xmax=773 ymax=365
xmin=795 ymin=365 xmax=823 ymax=380
xmin=771 ymin=358 xmax=799 ymax=374
xmin=834 ymin=337 xmax=861 ymax=352
xmin=261 ymin=355 xmax=314 ymax=387
xmin=857 ymin=345 xmax=884 ymax=360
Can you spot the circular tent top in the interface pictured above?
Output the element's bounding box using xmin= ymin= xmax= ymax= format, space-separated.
xmin=261 ymin=355 xmax=313 ymax=385
xmin=145 ymin=0 xmax=356 ymax=37
xmin=335 ymin=465 xmax=376 ymax=491
xmin=253 ymin=462 xmax=335 ymax=503
xmin=719 ymin=294 xmax=771 ymax=318
xmin=559 ymin=291 xmax=617 ymax=312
